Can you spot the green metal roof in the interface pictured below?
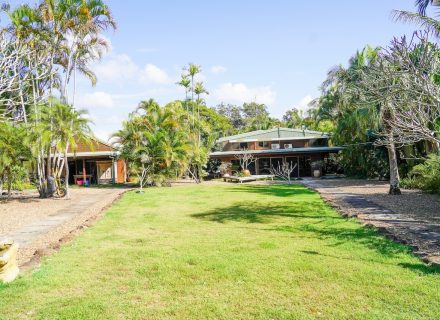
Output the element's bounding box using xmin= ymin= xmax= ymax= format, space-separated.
xmin=210 ymin=146 xmax=343 ymax=157
xmin=216 ymin=128 xmax=328 ymax=143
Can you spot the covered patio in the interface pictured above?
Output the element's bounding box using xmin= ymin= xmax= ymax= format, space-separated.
xmin=65 ymin=140 xmax=126 ymax=186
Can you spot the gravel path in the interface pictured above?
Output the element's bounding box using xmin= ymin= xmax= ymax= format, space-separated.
xmin=0 ymin=188 xmax=127 ymax=266
xmin=301 ymin=179 xmax=440 ymax=265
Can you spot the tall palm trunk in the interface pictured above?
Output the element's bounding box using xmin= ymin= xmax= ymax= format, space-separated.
xmin=72 ymin=63 xmax=77 ymax=106
xmin=64 ymin=149 xmax=70 ymax=199
xmin=191 ymin=75 xmax=195 ymax=127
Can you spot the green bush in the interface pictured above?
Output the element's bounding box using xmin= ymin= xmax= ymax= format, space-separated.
xmin=10 ymin=166 xmax=30 ymax=191
xmin=401 ymin=154 xmax=440 ymax=194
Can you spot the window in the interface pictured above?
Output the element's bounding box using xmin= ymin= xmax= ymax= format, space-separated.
xmin=258 ymin=141 xmax=270 ymax=148
xmin=239 ymin=142 xmax=248 ymax=149
xmin=230 ymin=143 xmax=240 ymax=150
xmin=311 ymin=138 xmax=328 ymax=147
xmin=271 ymin=144 xmax=280 ymax=150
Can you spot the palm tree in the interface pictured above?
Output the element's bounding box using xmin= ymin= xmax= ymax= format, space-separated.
xmin=194 ymin=81 xmax=209 ymax=105
xmin=59 ymin=0 xmax=116 ymax=103
xmin=187 ymin=63 xmax=201 ymax=102
xmin=415 ymin=0 xmax=435 ymax=15
xmin=113 ymin=99 xmax=191 ymax=188
xmin=38 ymin=100 xmax=93 ymax=198
xmin=194 ymin=81 xmax=209 ymax=144
xmin=393 ymin=0 xmax=440 ymax=37
xmin=61 ymin=33 xmax=109 ymax=105
xmin=177 ymin=74 xmax=191 ymax=102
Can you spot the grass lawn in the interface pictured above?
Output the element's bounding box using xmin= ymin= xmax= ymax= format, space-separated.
xmin=1 ymin=183 xmax=440 ymax=319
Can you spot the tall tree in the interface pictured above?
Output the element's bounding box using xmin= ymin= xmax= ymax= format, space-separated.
xmin=215 ymin=103 xmax=244 ymax=132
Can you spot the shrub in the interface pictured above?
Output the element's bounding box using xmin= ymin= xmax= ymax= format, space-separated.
xmin=219 ymin=162 xmax=232 ymax=176
xmin=401 ymin=154 xmax=440 ymax=194
xmin=311 ymin=160 xmax=324 ymax=171
xmin=6 ymin=166 xmax=29 ymax=191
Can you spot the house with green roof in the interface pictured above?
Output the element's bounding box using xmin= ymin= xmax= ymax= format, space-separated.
xmin=210 ymin=128 xmax=342 ymax=177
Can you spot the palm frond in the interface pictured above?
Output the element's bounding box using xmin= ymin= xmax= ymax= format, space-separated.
xmin=393 ymin=10 xmax=440 ymax=37
xmin=415 ymin=0 xmax=433 ymax=15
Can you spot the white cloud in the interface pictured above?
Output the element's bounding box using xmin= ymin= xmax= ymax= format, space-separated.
xmin=295 ymin=95 xmax=314 ymax=113
xmin=210 ymin=65 xmax=227 ymax=74
xmin=94 ymin=130 xmax=113 ymax=142
xmin=214 ymin=83 xmax=276 ymax=105
xmin=77 ymin=91 xmax=115 ymax=109
xmin=93 ymin=54 xmax=139 ymax=82
xmin=93 ymin=54 xmax=173 ymax=88
xmin=101 ymin=115 xmax=122 ymax=126
xmin=139 ymin=64 xmax=170 ymax=85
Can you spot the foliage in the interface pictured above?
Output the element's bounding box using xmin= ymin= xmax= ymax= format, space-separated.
xmin=310 ymin=160 xmax=324 ymax=171
xmin=215 ymin=103 xmax=245 ymax=132
xmin=214 ymin=102 xmax=282 ymax=133
xmin=401 ymin=154 xmax=440 ymax=194
xmin=218 ymin=162 xmax=232 ymax=175
xmin=113 ymin=99 xmax=191 ymax=188
xmin=0 ymin=121 xmax=30 ymax=196
xmin=393 ymin=0 xmax=440 ymax=38
xmin=313 ymin=45 xmax=394 ymax=181
xmin=9 ymin=165 xmax=29 ymax=191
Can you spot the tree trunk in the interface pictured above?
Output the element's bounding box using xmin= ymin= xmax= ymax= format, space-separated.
xmin=46 ymin=147 xmax=52 ymax=180
xmin=387 ymin=140 xmax=401 ymax=195
xmin=72 ymin=65 xmax=77 ymax=106
xmin=64 ymin=150 xmax=70 ymax=199
xmin=7 ymin=169 xmax=11 ymax=200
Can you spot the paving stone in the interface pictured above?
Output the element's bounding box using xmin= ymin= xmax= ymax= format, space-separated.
xmin=3 ymin=192 xmax=114 ymax=246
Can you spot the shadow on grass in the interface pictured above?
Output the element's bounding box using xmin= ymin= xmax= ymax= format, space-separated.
xmin=226 ymin=184 xmax=315 ymax=198
xmin=192 ymin=202 xmax=339 ymax=224
xmin=193 ymin=201 xmax=414 ymax=258
xmin=299 ymin=250 xmax=440 ymax=274
xmin=397 ymin=262 xmax=440 ymax=274
xmin=284 ymin=223 xmax=410 ymax=257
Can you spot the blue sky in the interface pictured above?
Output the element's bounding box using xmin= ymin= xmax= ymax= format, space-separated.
xmin=10 ymin=1 xmax=420 ymax=139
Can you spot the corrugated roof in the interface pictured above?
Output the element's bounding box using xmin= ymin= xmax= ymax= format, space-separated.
xmin=210 ymin=146 xmax=343 ymax=157
xmin=216 ymin=128 xmax=328 ymax=143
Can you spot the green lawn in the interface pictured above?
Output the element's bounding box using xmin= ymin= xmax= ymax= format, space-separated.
xmin=1 ymin=184 xmax=440 ymax=319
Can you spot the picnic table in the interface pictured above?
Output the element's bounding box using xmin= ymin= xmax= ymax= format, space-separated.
xmin=223 ymin=175 xmax=274 ymax=183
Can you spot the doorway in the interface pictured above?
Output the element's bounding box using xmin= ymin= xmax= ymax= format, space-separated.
xmin=97 ymin=161 xmax=113 ymax=184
